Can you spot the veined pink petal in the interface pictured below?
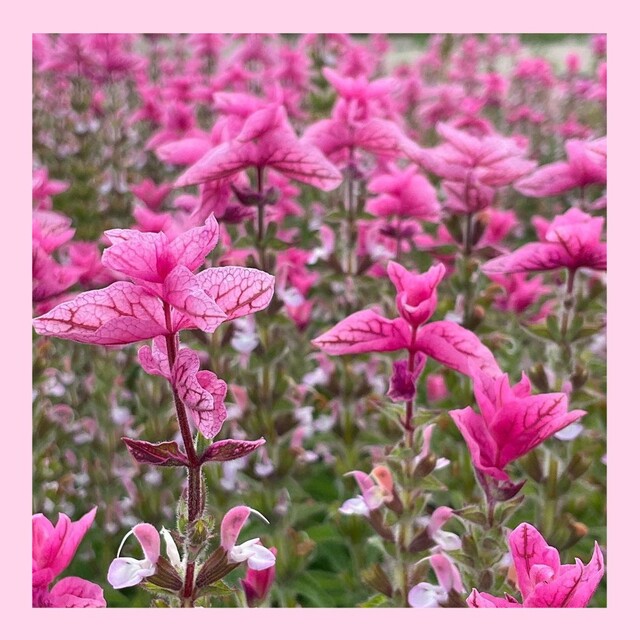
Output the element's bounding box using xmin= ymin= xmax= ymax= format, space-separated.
xmin=491 ymin=395 xmax=586 ymax=468
xmin=102 ymin=230 xmax=169 ymax=283
xmin=509 ymin=523 xmax=561 ymax=599
xmin=416 ymin=321 xmax=502 ymax=378
xmin=449 ymin=407 xmax=505 ymax=480
xmin=196 ymin=266 xmax=275 ymax=320
xmin=482 ymin=243 xmax=575 ymax=274
xmin=167 ymin=214 xmax=219 ymax=272
xmin=157 ymin=137 xmax=212 ymax=165
xmin=164 ymin=266 xmax=227 ymax=333
xmin=33 ymin=282 xmax=168 ymax=345
xmin=47 ymin=577 xmax=106 ymax=608
xmin=138 ymin=337 xmax=171 ymax=379
xmin=467 ymin=589 xmax=522 ymax=608
xmin=172 ymin=349 xmax=227 ymax=438
xmin=515 ymin=162 xmax=578 ymax=197
xmin=312 ymin=309 xmax=411 ymax=355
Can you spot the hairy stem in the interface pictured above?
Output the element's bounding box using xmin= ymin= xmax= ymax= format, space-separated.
xmin=163 ymin=303 xmax=201 ymax=606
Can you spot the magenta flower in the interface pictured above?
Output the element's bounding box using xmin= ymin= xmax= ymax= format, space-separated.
xmin=33 ymin=507 xmax=106 ymax=608
xmin=33 ymin=216 xmax=275 ymax=346
xmin=482 ymin=208 xmax=606 ymax=275
xmin=175 ymin=104 xmax=342 ymax=191
xmin=515 ymin=137 xmax=606 ymax=198
xmin=468 ymin=523 xmax=605 ymax=608
xmin=449 ymin=370 xmax=586 ymax=482
xmin=241 ymin=547 xmax=277 ymax=607
xmin=312 ymin=261 xmax=500 ymax=380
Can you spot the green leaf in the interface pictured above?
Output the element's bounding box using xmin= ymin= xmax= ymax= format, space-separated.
xmin=358 ymin=593 xmax=392 ymax=608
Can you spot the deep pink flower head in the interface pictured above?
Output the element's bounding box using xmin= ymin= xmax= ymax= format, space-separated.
xmin=241 ymin=547 xmax=277 ymax=607
xmin=482 ymin=208 xmax=606 ymax=275
xmin=175 ymin=104 xmax=342 ymax=191
xmin=489 ymin=272 xmax=551 ymax=320
xmin=312 ymin=261 xmax=500 ymax=379
xmin=388 ymin=261 xmax=446 ymax=327
xmin=33 ymin=507 xmax=106 ymax=608
xmin=449 ymin=370 xmax=586 ymax=481
xmin=468 ymin=523 xmax=604 ymax=608
xmin=515 ymin=137 xmax=606 ymax=198
xmin=366 ymin=164 xmax=440 ymax=221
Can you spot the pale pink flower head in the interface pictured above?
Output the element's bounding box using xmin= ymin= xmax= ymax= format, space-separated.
xmin=515 ymin=137 xmax=606 ymax=198
xmin=339 ymin=467 xmax=394 ymax=517
xmin=176 ymin=104 xmax=342 ymax=191
xmin=468 ymin=522 xmax=605 ymax=608
xmin=387 ymin=261 xmax=446 ymax=327
xmin=483 ymin=208 xmax=606 ymax=275
xmin=107 ymin=523 xmax=160 ymax=589
xmin=220 ymin=506 xmax=276 ymax=570
xmin=408 ymin=553 xmax=464 ymax=608
xmin=32 ymin=507 xmax=106 ymax=608
xmin=449 ymin=370 xmax=586 ymax=481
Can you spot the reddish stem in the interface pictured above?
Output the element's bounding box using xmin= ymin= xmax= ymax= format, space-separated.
xmin=163 ymin=302 xmax=202 ymax=605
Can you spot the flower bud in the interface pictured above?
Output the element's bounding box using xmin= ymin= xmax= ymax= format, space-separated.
xmin=570 ymin=365 xmax=589 ymax=390
xmin=528 ymin=363 xmax=550 ymax=393
xmin=566 ymin=452 xmax=591 ymax=480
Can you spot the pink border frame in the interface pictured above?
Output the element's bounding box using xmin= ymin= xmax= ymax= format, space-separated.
xmin=10 ymin=0 xmax=634 ymax=635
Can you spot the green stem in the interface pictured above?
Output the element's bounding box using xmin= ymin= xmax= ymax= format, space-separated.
xmin=256 ymin=166 xmax=267 ymax=271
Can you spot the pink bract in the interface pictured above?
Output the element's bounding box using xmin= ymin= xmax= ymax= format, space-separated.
xmin=32 ymin=507 xmax=106 ymax=608
xmin=482 ymin=208 xmax=606 ymax=274
xmin=176 ymin=104 xmax=342 ymax=191
xmin=449 ymin=369 xmax=586 ymax=481
xmin=468 ymin=523 xmax=605 ymax=607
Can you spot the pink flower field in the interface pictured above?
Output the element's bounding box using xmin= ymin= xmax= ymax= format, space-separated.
xmin=32 ymin=33 xmax=606 ymax=608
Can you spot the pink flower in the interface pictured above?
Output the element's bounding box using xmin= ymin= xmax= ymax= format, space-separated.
xmin=449 ymin=369 xmax=586 ymax=481
xmin=176 ymin=104 xmax=342 ymax=191
xmin=515 ymin=137 xmax=606 ymax=198
xmin=33 ymin=507 xmax=106 ymax=608
xmin=107 ymin=523 xmax=160 ymax=589
xmin=468 ymin=523 xmax=605 ymax=607
xmin=408 ymin=553 xmax=464 ymax=608
xmin=33 ymin=216 xmax=275 ymax=346
xmin=482 ymin=208 xmax=606 ymax=275
xmin=220 ymin=506 xmax=276 ymax=570
xmin=339 ymin=467 xmax=395 ymax=517
xmin=241 ymin=547 xmax=277 ymax=607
